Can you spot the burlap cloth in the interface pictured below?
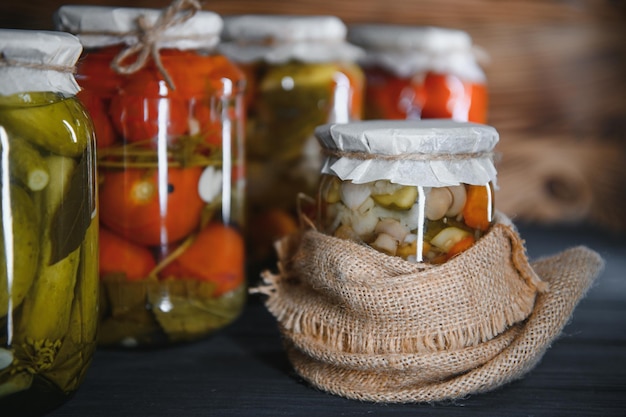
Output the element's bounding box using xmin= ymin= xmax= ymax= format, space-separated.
xmin=253 ymin=212 xmax=604 ymax=403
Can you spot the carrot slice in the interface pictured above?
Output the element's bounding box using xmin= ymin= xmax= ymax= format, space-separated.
xmin=446 ymin=235 xmax=476 ymax=260
xmin=463 ymin=184 xmax=492 ymax=231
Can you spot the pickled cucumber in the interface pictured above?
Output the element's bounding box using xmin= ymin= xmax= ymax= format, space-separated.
xmin=260 ymin=63 xmax=342 ymax=90
xmin=16 ymin=155 xmax=80 ymax=344
xmin=0 ymin=93 xmax=91 ymax=157
xmin=42 ymin=220 xmax=98 ymax=392
xmin=372 ymin=186 xmax=418 ymax=210
xmin=0 ymin=185 xmax=40 ymax=317
xmin=8 ymin=138 xmax=49 ymax=191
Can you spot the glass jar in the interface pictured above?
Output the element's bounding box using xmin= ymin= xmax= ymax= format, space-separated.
xmin=55 ymin=4 xmax=246 ymax=347
xmin=219 ymin=15 xmax=365 ymax=264
xmin=0 ymin=30 xmax=98 ymax=416
xmin=348 ymin=24 xmax=488 ymax=123
xmin=315 ymin=120 xmax=498 ymax=264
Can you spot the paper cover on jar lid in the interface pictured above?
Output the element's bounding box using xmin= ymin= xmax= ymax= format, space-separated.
xmin=315 ymin=119 xmax=499 ymax=188
xmin=54 ymin=4 xmax=222 ymax=50
xmin=348 ymin=24 xmax=486 ymax=81
xmin=0 ymin=29 xmax=82 ymax=96
xmin=218 ymin=15 xmax=364 ymax=64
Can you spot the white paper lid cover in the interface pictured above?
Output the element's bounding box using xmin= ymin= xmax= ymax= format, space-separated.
xmin=54 ymin=5 xmax=222 ymax=50
xmin=315 ymin=119 xmax=499 ymax=187
xmin=218 ymin=15 xmax=364 ymax=64
xmin=0 ymin=29 xmax=82 ymax=96
xmin=349 ymin=24 xmax=472 ymax=52
xmin=347 ymin=24 xmax=486 ymax=81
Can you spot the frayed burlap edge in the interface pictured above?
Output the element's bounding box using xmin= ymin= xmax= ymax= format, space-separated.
xmin=283 ymin=246 xmax=604 ymax=403
xmin=252 ymin=213 xmax=605 ymax=403
xmin=255 ymin=213 xmax=546 ymax=355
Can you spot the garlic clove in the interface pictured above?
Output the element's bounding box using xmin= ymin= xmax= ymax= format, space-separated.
xmin=370 ymin=232 xmax=398 ymax=255
xmin=375 ymin=218 xmax=409 ymax=242
xmin=198 ymin=166 xmax=223 ymax=203
xmin=340 ymin=181 xmax=372 ymax=210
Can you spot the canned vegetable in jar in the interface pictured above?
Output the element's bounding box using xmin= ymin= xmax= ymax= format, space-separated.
xmin=315 ymin=120 xmax=498 ymax=264
xmin=0 ymin=30 xmax=98 ymax=416
xmin=219 ymin=15 xmax=365 ymax=263
xmin=55 ymin=1 xmax=247 ymax=347
xmin=348 ymin=24 xmax=488 ymax=123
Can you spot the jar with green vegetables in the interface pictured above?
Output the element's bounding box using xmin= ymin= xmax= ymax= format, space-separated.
xmin=315 ymin=120 xmax=498 ymax=264
xmin=219 ymin=14 xmax=365 ymax=264
xmin=0 ymin=30 xmax=98 ymax=416
xmin=55 ymin=2 xmax=246 ymax=347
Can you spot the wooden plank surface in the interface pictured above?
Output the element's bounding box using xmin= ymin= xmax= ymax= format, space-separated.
xmin=45 ymin=222 xmax=626 ymax=417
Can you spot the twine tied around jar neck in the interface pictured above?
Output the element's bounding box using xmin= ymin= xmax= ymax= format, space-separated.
xmin=322 ymin=148 xmax=496 ymax=162
xmin=0 ymin=52 xmax=76 ymax=74
xmin=110 ymin=0 xmax=202 ymax=90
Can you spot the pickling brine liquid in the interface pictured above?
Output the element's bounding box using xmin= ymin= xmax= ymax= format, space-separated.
xmin=240 ymin=60 xmax=364 ymax=261
xmin=76 ymin=46 xmax=247 ymax=347
xmin=317 ymin=175 xmax=494 ymax=263
xmin=0 ymin=92 xmax=98 ymax=416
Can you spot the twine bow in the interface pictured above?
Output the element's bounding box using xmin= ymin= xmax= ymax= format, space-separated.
xmin=111 ymin=0 xmax=202 ymax=90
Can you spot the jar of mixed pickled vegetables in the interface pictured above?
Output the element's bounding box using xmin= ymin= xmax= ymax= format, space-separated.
xmin=0 ymin=30 xmax=98 ymax=416
xmin=55 ymin=3 xmax=247 ymax=347
xmin=219 ymin=15 xmax=365 ymax=263
xmin=348 ymin=24 xmax=488 ymax=123
xmin=315 ymin=120 xmax=498 ymax=264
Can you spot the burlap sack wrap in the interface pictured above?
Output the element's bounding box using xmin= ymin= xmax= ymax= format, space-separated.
xmin=254 ymin=120 xmax=605 ymax=402
xmin=254 ymin=212 xmax=604 ymax=403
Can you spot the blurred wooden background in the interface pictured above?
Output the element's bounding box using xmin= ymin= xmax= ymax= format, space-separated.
xmin=2 ymin=0 xmax=625 ymax=233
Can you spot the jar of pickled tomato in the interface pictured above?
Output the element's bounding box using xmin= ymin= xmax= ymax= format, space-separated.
xmin=55 ymin=2 xmax=247 ymax=347
xmin=315 ymin=120 xmax=498 ymax=264
xmin=348 ymin=24 xmax=488 ymax=123
xmin=219 ymin=14 xmax=365 ymax=263
xmin=0 ymin=30 xmax=98 ymax=416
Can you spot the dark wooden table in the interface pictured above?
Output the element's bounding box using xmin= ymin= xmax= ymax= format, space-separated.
xmin=47 ymin=222 xmax=626 ymax=417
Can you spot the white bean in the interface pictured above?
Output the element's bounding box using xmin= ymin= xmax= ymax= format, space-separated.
xmin=446 ymin=185 xmax=467 ymax=217
xmin=425 ymin=187 xmax=453 ymax=221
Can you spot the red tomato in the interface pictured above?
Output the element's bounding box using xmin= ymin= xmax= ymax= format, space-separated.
xmin=77 ymin=90 xmax=118 ymax=149
xmin=160 ymin=223 xmax=245 ymax=297
xmin=420 ymin=73 xmax=487 ymax=123
xmin=188 ymin=99 xmax=222 ymax=147
xmin=108 ymin=94 xmax=189 ymax=145
xmin=99 ymin=167 xmax=205 ymax=246
xmin=99 ymin=227 xmax=156 ymax=280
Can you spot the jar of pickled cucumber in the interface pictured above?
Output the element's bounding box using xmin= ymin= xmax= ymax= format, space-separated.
xmin=55 ymin=2 xmax=247 ymax=347
xmin=348 ymin=24 xmax=488 ymax=123
xmin=315 ymin=120 xmax=498 ymax=264
xmin=0 ymin=30 xmax=98 ymax=416
xmin=219 ymin=14 xmax=365 ymax=264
